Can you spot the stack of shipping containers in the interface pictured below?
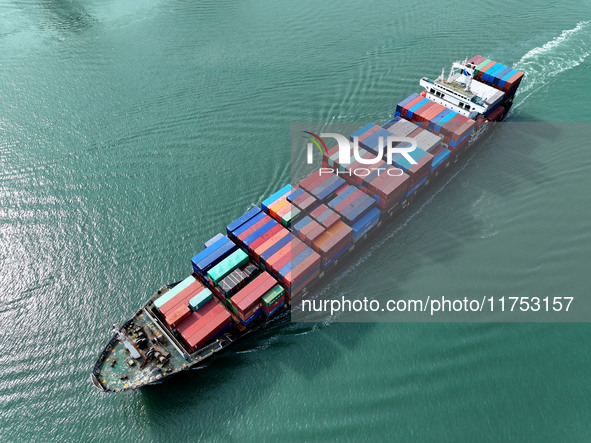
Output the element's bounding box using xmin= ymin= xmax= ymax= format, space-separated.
xmin=149 ymin=55 xmax=524 ymax=355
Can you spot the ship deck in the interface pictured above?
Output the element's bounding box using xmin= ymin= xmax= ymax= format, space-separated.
xmin=94 ymin=312 xmax=190 ymax=392
xmin=435 ymin=78 xmax=475 ymax=98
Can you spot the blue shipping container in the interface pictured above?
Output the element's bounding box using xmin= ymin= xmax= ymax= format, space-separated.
xmin=310 ymin=174 xmax=339 ymax=194
xmin=317 ymin=176 xmax=346 ymax=201
xmin=499 ymin=69 xmax=518 ymax=88
xmin=291 ymin=264 xmax=321 ymax=292
xmin=227 ymin=207 xmax=262 ymax=235
xmin=204 ymin=233 xmax=224 ymax=249
xmin=232 ymin=212 xmax=269 ymax=238
xmin=328 ymin=186 xmax=357 ymax=209
xmin=383 ymin=116 xmax=401 ymax=130
xmin=243 ymin=220 xmax=279 ymax=247
xmin=261 ymin=184 xmax=291 ymax=212
xmin=278 ymin=247 xmax=314 ymax=278
xmin=350 ymin=123 xmax=379 ymax=141
xmin=239 ymin=308 xmax=263 ymax=326
xmin=391 ymin=148 xmax=427 ymax=172
xmin=193 ymin=239 xmax=238 ymax=275
xmin=191 ymin=236 xmax=232 ymax=271
xmin=495 ymin=66 xmax=512 ymax=83
xmin=430 ymin=148 xmax=451 ymax=172
xmin=428 ymin=109 xmax=451 ymax=132
xmin=322 ymin=243 xmax=351 ymax=269
xmin=405 ymin=176 xmax=428 ymax=198
xmin=361 ymin=128 xmax=392 ymax=155
xmin=351 ymin=207 xmax=381 ymax=242
xmin=433 ymin=111 xmax=457 ymax=133
xmin=293 ymin=216 xmax=313 ymax=234
xmin=407 ymin=98 xmax=430 ymax=119
xmin=263 ymin=300 xmax=285 ymax=318
xmin=261 ymin=233 xmax=292 ymax=262
xmin=287 ymin=188 xmax=305 ymax=203
xmin=340 ymin=196 xmax=376 ymax=225
xmin=397 ymin=93 xmax=420 ymax=109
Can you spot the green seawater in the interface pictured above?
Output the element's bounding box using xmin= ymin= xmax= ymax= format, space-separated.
xmin=1 ymin=1 xmax=591 ymax=441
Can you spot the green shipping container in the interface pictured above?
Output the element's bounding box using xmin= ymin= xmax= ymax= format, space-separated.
xmin=154 ymin=275 xmax=196 ymax=309
xmin=262 ymin=285 xmax=285 ymax=308
xmin=189 ymin=288 xmax=213 ymax=311
xmin=474 ymin=58 xmax=491 ymax=75
xmin=207 ymin=249 xmax=249 ymax=284
xmin=282 ymin=207 xmax=300 ymax=227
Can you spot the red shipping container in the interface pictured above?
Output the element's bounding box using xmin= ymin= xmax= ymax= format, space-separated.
xmin=456 ymin=120 xmax=475 ymax=139
xmin=334 ymin=183 xmax=349 ymax=196
xmin=271 ymin=239 xmax=308 ymax=275
xmin=368 ymin=169 xmax=410 ymax=209
xmin=164 ymin=305 xmax=191 ymax=329
xmin=289 ymin=269 xmax=320 ymax=296
xmin=294 ymin=194 xmax=317 ymax=213
xmin=299 ymin=219 xmax=326 ymax=246
xmin=185 ymin=309 xmax=232 ymax=351
xmin=249 ymin=224 xmax=285 ymax=254
xmin=414 ymin=100 xmax=437 ymax=125
xmin=400 ymin=95 xmax=424 ymax=118
xmin=407 ymin=127 xmax=423 ymax=138
xmin=333 ymin=189 xmax=364 ymax=213
xmin=309 ymin=204 xmax=329 ymax=220
xmin=349 ymin=151 xmax=387 ymax=188
xmin=452 ymin=136 xmax=470 ymax=152
xmin=292 ymin=189 xmax=312 ymax=206
xmin=320 ymin=234 xmax=350 ymax=263
xmin=285 ymin=253 xmax=321 ymax=288
xmin=430 ymin=144 xmax=447 ymax=156
xmin=264 ymin=188 xmax=291 ymax=214
xmin=159 ymin=281 xmax=204 ymax=317
xmin=177 ymin=299 xmax=225 ymax=339
xmin=237 ymin=216 xmax=274 ymax=241
xmin=441 ymin=115 xmax=470 ymax=140
xmin=405 ymin=153 xmax=433 ymax=186
xmin=266 ymin=241 xmax=295 ymax=274
xmin=467 ymin=55 xmax=486 ymax=66
xmin=269 ymin=199 xmax=289 ymax=219
xmin=310 ymin=204 xmax=340 ymax=229
xmin=255 ymin=229 xmax=290 ymax=259
xmin=342 ymin=160 xmax=367 ymax=187
xmin=232 ymin=272 xmax=277 ymax=317
xmin=504 ymin=71 xmax=524 ymax=91
xmin=300 ymin=171 xmax=331 ymax=194
xmin=354 ymin=124 xmax=381 ymax=143
xmin=291 ymin=189 xmax=317 ymax=214
xmin=423 ymin=103 xmax=447 ymax=123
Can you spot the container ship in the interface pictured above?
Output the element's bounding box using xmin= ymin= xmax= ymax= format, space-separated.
xmin=91 ymin=56 xmax=524 ymax=392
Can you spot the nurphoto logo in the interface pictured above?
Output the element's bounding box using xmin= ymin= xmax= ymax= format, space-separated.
xmin=304 ymin=131 xmax=418 ymax=166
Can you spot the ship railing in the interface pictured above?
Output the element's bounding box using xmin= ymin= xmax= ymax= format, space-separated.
xmin=142 ymin=307 xmax=190 ymax=359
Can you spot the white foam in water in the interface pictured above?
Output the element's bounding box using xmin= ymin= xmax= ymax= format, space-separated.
xmin=512 ymin=21 xmax=591 ymax=110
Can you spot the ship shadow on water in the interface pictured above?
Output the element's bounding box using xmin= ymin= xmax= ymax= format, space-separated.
xmin=135 ymin=116 xmax=561 ymax=439
xmin=137 ymin=316 xmax=374 ymax=439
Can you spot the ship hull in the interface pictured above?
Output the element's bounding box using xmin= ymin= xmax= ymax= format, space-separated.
xmin=92 ymin=115 xmax=504 ymax=392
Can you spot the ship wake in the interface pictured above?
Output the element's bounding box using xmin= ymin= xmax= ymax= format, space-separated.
xmin=511 ymin=21 xmax=591 ymax=111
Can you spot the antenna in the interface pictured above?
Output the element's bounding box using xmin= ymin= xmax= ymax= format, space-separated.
xmin=446 ymin=63 xmax=455 ymax=83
